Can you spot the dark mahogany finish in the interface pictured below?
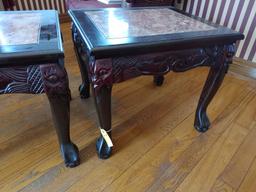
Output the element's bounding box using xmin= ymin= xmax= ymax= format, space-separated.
xmin=69 ymin=7 xmax=244 ymax=159
xmin=0 ymin=10 xmax=79 ymax=167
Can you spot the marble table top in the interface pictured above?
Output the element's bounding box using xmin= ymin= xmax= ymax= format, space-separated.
xmin=85 ymin=8 xmax=215 ymax=39
xmin=0 ymin=13 xmax=41 ymax=46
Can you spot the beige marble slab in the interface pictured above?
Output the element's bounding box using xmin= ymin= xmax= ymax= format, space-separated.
xmin=85 ymin=8 xmax=215 ymax=39
xmin=0 ymin=13 xmax=41 ymax=46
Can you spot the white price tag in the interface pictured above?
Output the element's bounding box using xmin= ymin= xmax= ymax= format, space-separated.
xmin=100 ymin=128 xmax=113 ymax=147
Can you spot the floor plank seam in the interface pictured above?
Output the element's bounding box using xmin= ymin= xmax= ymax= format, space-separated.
xmin=235 ymin=155 xmax=256 ymax=191
xmin=171 ymin=89 xmax=254 ymax=192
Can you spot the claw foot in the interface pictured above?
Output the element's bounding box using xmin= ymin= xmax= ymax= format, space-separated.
xmin=61 ymin=143 xmax=80 ymax=168
xmin=79 ymin=84 xmax=90 ymax=99
xmin=194 ymin=111 xmax=210 ymax=133
xmin=96 ymin=136 xmax=112 ymax=159
xmin=154 ymin=76 xmax=164 ymax=86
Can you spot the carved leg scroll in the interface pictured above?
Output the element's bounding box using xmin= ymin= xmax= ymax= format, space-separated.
xmin=72 ymin=25 xmax=90 ymax=99
xmin=40 ymin=64 xmax=80 ymax=167
xmin=194 ymin=45 xmax=235 ymax=132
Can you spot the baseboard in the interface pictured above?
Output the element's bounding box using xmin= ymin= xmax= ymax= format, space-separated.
xmin=230 ymin=57 xmax=256 ymax=80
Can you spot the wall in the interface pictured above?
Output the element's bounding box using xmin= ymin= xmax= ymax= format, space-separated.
xmin=181 ymin=0 xmax=256 ymax=63
xmin=13 ymin=0 xmax=66 ymax=15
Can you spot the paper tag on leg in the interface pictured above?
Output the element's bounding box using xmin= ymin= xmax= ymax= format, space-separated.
xmin=100 ymin=128 xmax=113 ymax=147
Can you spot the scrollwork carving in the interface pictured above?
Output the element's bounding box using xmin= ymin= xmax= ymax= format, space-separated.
xmin=110 ymin=46 xmax=215 ymax=82
xmin=86 ymin=44 xmax=236 ymax=95
xmin=0 ymin=65 xmax=44 ymax=94
xmin=89 ymin=58 xmax=113 ymax=93
xmin=0 ymin=63 xmax=70 ymax=98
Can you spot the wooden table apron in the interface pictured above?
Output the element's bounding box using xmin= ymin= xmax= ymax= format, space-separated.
xmin=71 ymin=22 xmax=237 ymax=159
xmin=0 ymin=10 xmax=80 ymax=167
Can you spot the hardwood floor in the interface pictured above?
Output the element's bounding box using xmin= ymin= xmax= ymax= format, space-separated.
xmin=230 ymin=57 xmax=256 ymax=80
xmin=1 ymin=22 xmax=256 ymax=192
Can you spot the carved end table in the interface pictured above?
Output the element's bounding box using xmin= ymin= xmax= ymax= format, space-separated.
xmin=0 ymin=10 xmax=80 ymax=167
xmin=69 ymin=7 xmax=244 ymax=159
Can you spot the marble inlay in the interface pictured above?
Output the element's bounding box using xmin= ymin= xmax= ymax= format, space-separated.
xmin=0 ymin=13 xmax=41 ymax=46
xmin=85 ymin=8 xmax=215 ymax=39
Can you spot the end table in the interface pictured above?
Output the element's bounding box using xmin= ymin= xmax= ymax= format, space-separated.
xmin=69 ymin=7 xmax=244 ymax=159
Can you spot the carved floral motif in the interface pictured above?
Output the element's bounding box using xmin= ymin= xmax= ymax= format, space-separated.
xmin=40 ymin=64 xmax=70 ymax=98
xmin=88 ymin=45 xmax=235 ymax=93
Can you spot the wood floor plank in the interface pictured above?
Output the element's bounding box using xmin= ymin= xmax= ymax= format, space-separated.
xmin=96 ymin=79 xmax=250 ymax=192
xmin=1 ymin=69 xmax=202 ymax=192
xmin=217 ymin=122 xmax=256 ymax=190
xmin=18 ymin=70 xmax=205 ymax=192
xmin=145 ymin=87 xmax=254 ymax=192
xmin=210 ymin=179 xmax=234 ymax=192
xmin=177 ymin=92 xmax=256 ymax=192
xmin=64 ymin=74 xmax=246 ymax=191
xmin=0 ymin=78 xmax=163 ymax=191
xmin=237 ymin=157 xmax=256 ymax=192
xmin=175 ymin=122 xmax=248 ymax=192
xmin=66 ymin=99 xmax=199 ymax=192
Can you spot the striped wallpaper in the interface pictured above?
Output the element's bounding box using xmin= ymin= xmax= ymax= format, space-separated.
xmin=179 ymin=0 xmax=256 ymax=63
xmin=12 ymin=0 xmax=66 ymax=15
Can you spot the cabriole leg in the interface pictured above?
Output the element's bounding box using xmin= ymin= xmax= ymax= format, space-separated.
xmin=40 ymin=64 xmax=80 ymax=167
xmin=194 ymin=45 xmax=234 ymax=132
